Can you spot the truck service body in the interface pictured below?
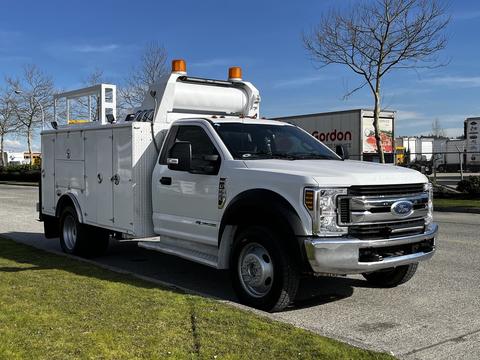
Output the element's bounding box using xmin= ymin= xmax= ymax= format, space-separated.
xmin=40 ymin=61 xmax=437 ymax=311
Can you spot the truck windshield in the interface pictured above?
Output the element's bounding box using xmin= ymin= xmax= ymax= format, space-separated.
xmin=214 ymin=123 xmax=340 ymax=160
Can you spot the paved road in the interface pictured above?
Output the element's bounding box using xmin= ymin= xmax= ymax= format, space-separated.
xmin=0 ymin=184 xmax=479 ymax=359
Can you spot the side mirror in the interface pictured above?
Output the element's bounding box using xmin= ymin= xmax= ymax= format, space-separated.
xmin=335 ymin=144 xmax=349 ymax=160
xmin=167 ymin=142 xmax=191 ymax=171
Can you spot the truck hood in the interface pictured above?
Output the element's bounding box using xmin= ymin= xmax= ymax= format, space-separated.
xmin=242 ymin=159 xmax=427 ymax=186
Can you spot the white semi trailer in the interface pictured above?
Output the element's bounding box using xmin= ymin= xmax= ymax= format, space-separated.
xmin=272 ymin=109 xmax=395 ymax=163
xmin=39 ymin=61 xmax=437 ymax=311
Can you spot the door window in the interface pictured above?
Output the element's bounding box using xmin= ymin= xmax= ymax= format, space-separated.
xmin=171 ymin=125 xmax=220 ymax=173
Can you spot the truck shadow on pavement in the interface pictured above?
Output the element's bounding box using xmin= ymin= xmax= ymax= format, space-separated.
xmin=1 ymin=232 xmax=375 ymax=310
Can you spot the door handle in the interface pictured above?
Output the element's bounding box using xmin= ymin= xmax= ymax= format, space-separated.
xmin=110 ymin=174 xmax=120 ymax=185
xmin=160 ymin=177 xmax=172 ymax=185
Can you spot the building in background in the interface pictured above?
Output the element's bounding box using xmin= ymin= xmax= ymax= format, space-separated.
xmin=272 ymin=109 xmax=395 ymax=163
xmin=4 ymin=151 xmax=41 ymax=166
xmin=465 ymin=117 xmax=479 ymax=170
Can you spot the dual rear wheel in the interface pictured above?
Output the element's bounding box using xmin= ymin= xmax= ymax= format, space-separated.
xmin=59 ymin=206 xmax=109 ymax=257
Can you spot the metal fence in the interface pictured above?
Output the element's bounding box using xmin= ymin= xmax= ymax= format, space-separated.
xmin=394 ymin=150 xmax=480 ymax=190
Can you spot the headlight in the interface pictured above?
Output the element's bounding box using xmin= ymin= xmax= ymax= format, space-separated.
xmin=304 ymin=187 xmax=348 ymax=236
xmin=424 ymin=182 xmax=433 ymax=226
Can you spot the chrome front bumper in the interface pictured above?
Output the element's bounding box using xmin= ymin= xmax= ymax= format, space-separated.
xmin=304 ymin=223 xmax=438 ymax=274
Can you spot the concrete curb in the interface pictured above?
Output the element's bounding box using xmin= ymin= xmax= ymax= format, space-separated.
xmin=0 ymin=181 xmax=39 ymax=187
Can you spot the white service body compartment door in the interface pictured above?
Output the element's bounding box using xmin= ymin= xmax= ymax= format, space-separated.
xmin=85 ymin=129 xmax=114 ymax=227
xmin=41 ymin=133 xmax=56 ymax=215
xmin=113 ymin=127 xmax=133 ymax=232
xmin=55 ymin=131 xmax=84 ymax=161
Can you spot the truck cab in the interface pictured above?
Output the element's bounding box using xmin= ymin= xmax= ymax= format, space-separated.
xmin=40 ymin=60 xmax=438 ymax=312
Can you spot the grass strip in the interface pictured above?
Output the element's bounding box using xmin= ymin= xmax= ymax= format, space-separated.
xmin=434 ymin=198 xmax=480 ymax=209
xmin=0 ymin=237 xmax=394 ymax=359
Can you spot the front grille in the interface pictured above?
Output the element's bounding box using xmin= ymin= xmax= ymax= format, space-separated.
xmin=349 ymin=219 xmax=425 ymax=239
xmin=348 ymin=183 xmax=425 ymax=196
xmin=339 ymin=198 xmax=350 ymax=223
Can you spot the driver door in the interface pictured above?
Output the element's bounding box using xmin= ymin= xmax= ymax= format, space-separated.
xmin=152 ymin=124 xmax=222 ymax=246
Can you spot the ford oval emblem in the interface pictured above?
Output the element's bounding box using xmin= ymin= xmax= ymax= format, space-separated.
xmin=391 ymin=200 xmax=414 ymax=218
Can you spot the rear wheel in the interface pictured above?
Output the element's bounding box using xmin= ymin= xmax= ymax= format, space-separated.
xmin=59 ymin=206 xmax=109 ymax=257
xmin=362 ymin=263 xmax=418 ymax=287
xmin=230 ymin=226 xmax=299 ymax=312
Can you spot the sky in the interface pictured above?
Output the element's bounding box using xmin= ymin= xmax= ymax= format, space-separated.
xmin=1 ymin=0 xmax=480 ymax=151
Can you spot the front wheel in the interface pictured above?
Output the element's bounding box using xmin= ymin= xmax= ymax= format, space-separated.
xmin=230 ymin=226 xmax=299 ymax=312
xmin=362 ymin=263 xmax=418 ymax=287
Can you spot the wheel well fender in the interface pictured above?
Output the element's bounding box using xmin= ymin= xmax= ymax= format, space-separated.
xmin=218 ymin=189 xmax=308 ymax=270
xmin=55 ymin=193 xmax=84 ymax=223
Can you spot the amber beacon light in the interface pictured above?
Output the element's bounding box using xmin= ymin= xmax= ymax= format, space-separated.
xmin=172 ymin=59 xmax=187 ymax=74
xmin=228 ymin=66 xmax=242 ymax=81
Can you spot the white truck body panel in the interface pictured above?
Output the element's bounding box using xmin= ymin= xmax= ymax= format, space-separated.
xmin=172 ymin=82 xmax=248 ymax=114
xmin=40 ymin=134 xmax=56 ymax=214
xmin=41 ymin=122 xmax=165 ymax=237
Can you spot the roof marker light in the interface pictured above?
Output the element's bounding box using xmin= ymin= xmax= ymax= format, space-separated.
xmin=228 ymin=67 xmax=242 ymax=81
xmin=172 ymin=59 xmax=187 ymax=74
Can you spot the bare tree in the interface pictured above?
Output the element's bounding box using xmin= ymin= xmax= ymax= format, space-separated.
xmin=430 ymin=118 xmax=445 ymax=138
xmin=82 ymin=68 xmax=105 ymax=87
xmin=118 ymin=41 xmax=168 ymax=115
xmin=6 ymin=64 xmax=55 ymax=165
xmin=74 ymin=68 xmax=107 ymax=122
xmin=0 ymin=88 xmax=18 ymax=167
xmin=304 ymin=0 xmax=449 ymax=163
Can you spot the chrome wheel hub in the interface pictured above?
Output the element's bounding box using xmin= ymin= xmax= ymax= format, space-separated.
xmin=238 ymin=242 xmax=274 ymax=298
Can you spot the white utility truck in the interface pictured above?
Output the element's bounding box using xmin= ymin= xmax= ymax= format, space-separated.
xmin=39 ymin=60 xmax=437 ymax=311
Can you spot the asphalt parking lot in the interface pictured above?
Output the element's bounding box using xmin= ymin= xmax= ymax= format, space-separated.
xmin=0 ymin=183 xmax=479 ymax=359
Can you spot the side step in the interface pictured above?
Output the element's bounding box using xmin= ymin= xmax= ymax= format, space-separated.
xmin=138 ymin=240 xmax=218 ymax=268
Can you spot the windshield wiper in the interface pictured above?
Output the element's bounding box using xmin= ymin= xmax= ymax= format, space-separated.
xmin=242 ymin=151 xmax=298 ymax=160
xmin=293 ymin=152 xmax=335 ymax=160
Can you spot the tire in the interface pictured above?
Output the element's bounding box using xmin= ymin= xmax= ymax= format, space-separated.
xmin=59 ymin=206 xmax=109 ymax=257
xmin=362 ymin=263 xmax=418 ymax=287
xmin=43 ymin=215 xmax=59 ymax=239
xmin=230 ymin=226 xmax=299 ymax=312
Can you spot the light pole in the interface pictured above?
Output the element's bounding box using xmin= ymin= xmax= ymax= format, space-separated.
xmin=14 ymin=90 xmax=45 ymax=131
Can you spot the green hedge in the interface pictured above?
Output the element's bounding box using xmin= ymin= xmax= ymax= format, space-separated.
xmin=457 ymin=176 xmax=480 ymax=198
xmin=0 ymin=164 xmax=40 ymax=182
